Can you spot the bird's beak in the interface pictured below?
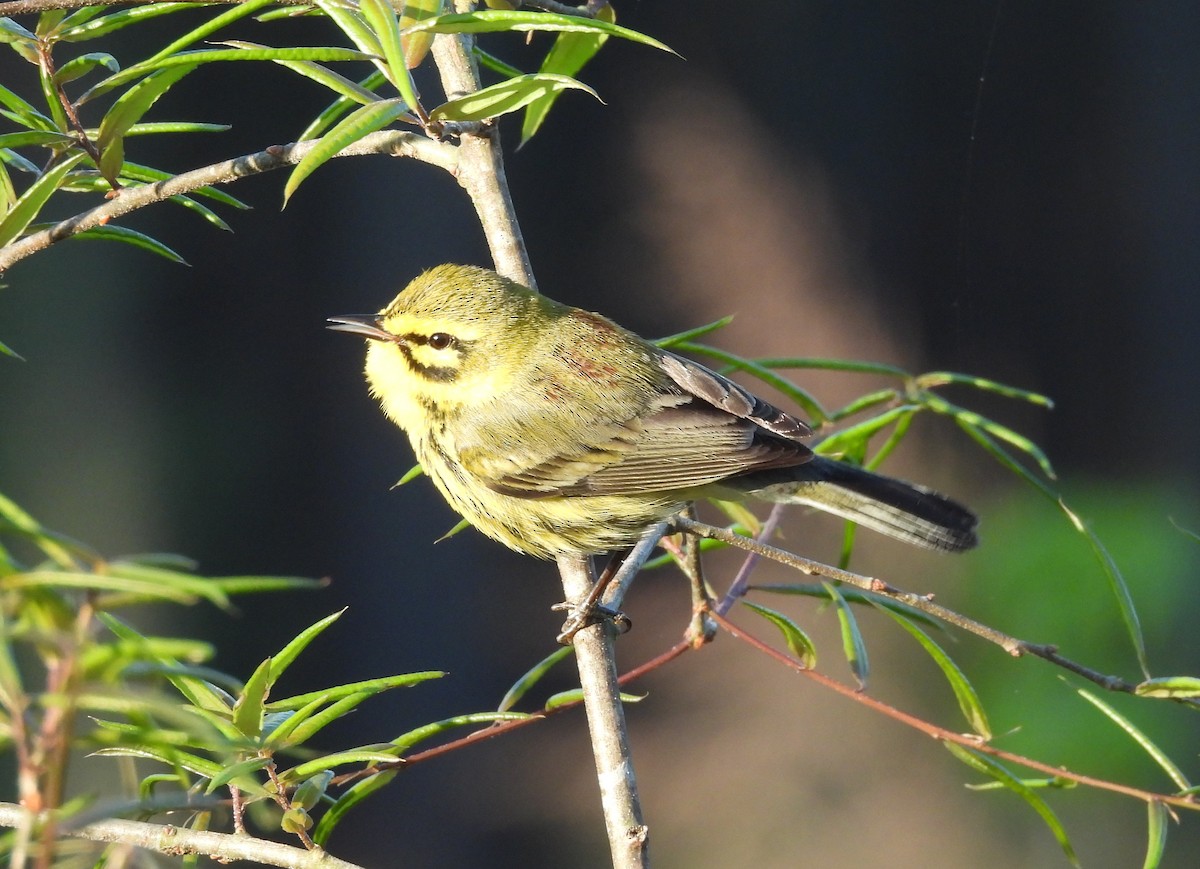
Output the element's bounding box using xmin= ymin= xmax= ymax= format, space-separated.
xmin=326 ymin=315 xmax=396 ymax=342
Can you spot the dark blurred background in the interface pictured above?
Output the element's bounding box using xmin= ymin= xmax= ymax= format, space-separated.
xmin=2 ymin=2 xmax=1199 ymax=866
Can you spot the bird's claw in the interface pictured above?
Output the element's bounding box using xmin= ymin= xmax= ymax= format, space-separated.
xmin=553 ymin=601 xmax=632 ymax=645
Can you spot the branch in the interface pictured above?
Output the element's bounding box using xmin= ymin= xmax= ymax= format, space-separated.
xmin=429 ymin=19 xmax=533 ymax=288
xmin=0 ymin=802 xmax=363 ymax=869
xmin=0 ymin=131 xmax=458 ymax=273
xmin=673 ymin=515 xmax=1163 ymax=696
xmin=707 ymin=610 xmax=1200 ymax=813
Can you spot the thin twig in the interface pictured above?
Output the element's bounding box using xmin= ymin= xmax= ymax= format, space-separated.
xmin=708 ymin=610 xmax=1200 ymax=813
xmin=674 ymin=515 xmax=1155 ymax=696
xmin=0 ymin=131 xmax=458 ymax=273
xmin=0 ymin=802 xmax=363 ymax=869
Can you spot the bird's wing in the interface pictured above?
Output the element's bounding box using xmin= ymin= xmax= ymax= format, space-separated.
xmin=463 ymin=350 xmax=814 ymax=499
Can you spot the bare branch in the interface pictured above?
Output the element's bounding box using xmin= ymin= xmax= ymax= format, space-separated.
xmin=0 ymin=802 xmax=363 ymax=869
xmin=0 ymin=131 xmax=458 ymax=273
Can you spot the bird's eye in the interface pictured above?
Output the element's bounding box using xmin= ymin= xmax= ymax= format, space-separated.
xmin=428 ymin=332 xmax=454 ymax=350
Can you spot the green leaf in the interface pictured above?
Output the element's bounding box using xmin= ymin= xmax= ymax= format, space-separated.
xmin=750 ymin=582 xmax=943 ymax=628
xmin=98 ymin=614 xmax=234 ymax=715
xmin=813 ymin=406 xmax=921 ymax=459
xmin=270 ymin=691 xmax=372 ymax=747
xmin=393 ymin=463 xmax=424 ymax=487
xmin=756 ymin=356 xmax=909 ymax=377
xmin=829 ymin=388 xmax=901 ymax=423
xmin=124 ymin=121 xmax=232 ymax=137
xmin=1134 ymin=676 xmax=1200 ymax=699
xmin=945 ymin=743 xmax=1079 ymax=867
xmin=0 ymin=84 xmax=55 ymax=131
xmin=876 ymin=604 xmax=991 ymax=739
xmin=1144 ymin=801 xmax=1168 ymax=869
xmin=398 ymin=0 xmax=444 ymax=68
xmin=1058 ymin=501 xmax=1148 ymax=678
xmin=205 ymin=756 xmax=272 ymax=794
xmin=654 ymin=316 xmax=734 ymax=348
xmin=282 ymin=747 xmax=402 ymax=781
xmin=233 ymin=657 xmax=273 ymax=739
xmin=59 ymin=3 xmax=197 ymax=44
xmin=220 ymin=40 xmax=382 ymax=107
xmin=956 ymin=420 xmax=1149 ymax=677
xmin=497 ymin=646 xmax=573 ymax=712
xmin=741 ymin=601 xmax=817 ymax=668
xmin=267 ymin=672 xmax=444 ymax=711
xmin=53 ymin=52 xmax=120 ymax=86
xmin=312 ymin=769 xmax=397 ymax=847
xmin=360 ymin=0 xmax=420 ymax=111
xmin=521 ymin=2 xmax=613 ymax=144
xmin=822 ymin=581 xmax=868 ymax=688
xmin=545 ymin=688 xmax=643 ymax=710
xmin=389 ymin=711 xmax=530 ymax=755
xmin=0 ymin=131 xmax=76 ymax=150
xmin=402 ymin=10 xmax=675 ymax=55
xmin=916 ymin=371 xmax=1055 ymax=408
xmin=270 ymin=609 xmax=347 ymax=683
xmin=1075 ymin=686 xmax=1190 ymax=791
xmin=2 ymin=570 xmax=204 ymax=605
xmin=298 ymin=70 xmax=390 ymax=141
xmin=71 ymin=224 xmax=187 ymax=263
xmin=0 ymin=152 xmax=87 ymax=248
xmin=261 ymin=693 xmax=332 ymax=749
xmin=927 ymin=393 xmax=1055 ymax=478
xmin=97 ymin=65 xmax=199 ymax=182
xmin=432 ymin=73 xmax=599 ymax=124
xmin=284 ymin=98 xmax=408 ymax=205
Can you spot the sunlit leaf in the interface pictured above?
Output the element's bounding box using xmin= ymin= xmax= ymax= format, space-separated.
xmin=233 ymin=657 xmax=273 ymax=739
xmin=97 ymin=65 xmax=198 ymax=182
xmin=498 ymin=646 xmax=573 ymax=712
xmin=0 ymin=152 xmax=87 ymax=248
xmin=267 ymin=672 xmax=444 ymax=712
xmin=284 ymin=98 xmax=408 ymax=204
xmin=1134 ymin=676 xmax=1200 ymax=699
xmin=53 ymin=52 xmax=120 ymax=86
xmin=389 ymin=711 xmax=530 ymax=755
xmin=313 ymin=769 xmax=397 ymax=846
xmin=432 ymin=73 xmax=599 ymax=123
xmin=270 ymin=609 xmax=347 ymax=683
xmin=402 ymin=10 xmax=675 ymax=55
xmin=521 ymin=2 xmax=614 ymax=144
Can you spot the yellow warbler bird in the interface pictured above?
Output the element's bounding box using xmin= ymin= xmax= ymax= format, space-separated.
xmin=329 ymin=264 xmax=978 ymax=559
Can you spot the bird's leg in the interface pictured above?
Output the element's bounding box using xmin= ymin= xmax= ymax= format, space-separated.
xmin=554 ymin=549 xmax=632 ymax=645
xmin=554 ymin=521 xmax=670 ymax=644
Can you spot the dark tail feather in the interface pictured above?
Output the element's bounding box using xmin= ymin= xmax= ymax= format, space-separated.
xmin=740 ymin=456 xmax=979 ymax=552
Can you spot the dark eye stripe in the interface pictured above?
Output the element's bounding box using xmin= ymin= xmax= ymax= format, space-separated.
xmin=397 ymin=343 xmax=459 ymax=382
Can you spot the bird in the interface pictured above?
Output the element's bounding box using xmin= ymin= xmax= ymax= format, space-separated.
xmin=328 ymin=264 xmax=978 ymax=562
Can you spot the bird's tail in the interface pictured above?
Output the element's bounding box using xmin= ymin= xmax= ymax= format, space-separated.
xmin=737 ymin=456 xmax=979 ymax=552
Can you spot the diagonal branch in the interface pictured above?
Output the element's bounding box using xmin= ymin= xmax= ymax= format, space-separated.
xmin=0 ymin=802 xmax=363 ymax=869
xmin=0 ymin=131 xmax=458 ymax=273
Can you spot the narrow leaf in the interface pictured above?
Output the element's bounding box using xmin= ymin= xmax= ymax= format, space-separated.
xmin=1134 ymin=676 xmax=1200 ymax=699
xmin=312 ymin=770 xmax=397 ymax=847
xmin=917 ymin=371 xmax=1055 ymax=408
xmin=1075 ymin=687 xmax=1190 ymax=791
xmin=270 ymin=609 xmax=347 ymax=683
xmin=0 ymin=152 xmax=87 ymax=248
xmin=267 ymin=672 xmax=444 ymax=711
xmin=284 ymin=98 xmax=408 ymax=204
xmin=654 ymin=316 xmax=734 ymax=348
xmin=97 ymin=65 xmax=198 ymax=181
xmin=672 ymin=341 xmax=827 ymax=423
xmin=389 ymin=711 xmax=530 ymax=755
xmin=521 ymin=2 xmax=613 ymax=144
xmin=53 ymin=52 xmax=120 ymax=86
xmin=498 ymin=646 xmax=573 ymax=712
xmin=945 ymin=743 xmax=1079 ymax=867
xmin=233 ymin=657 xmax=273 ymax=738
xmin=205 ymin=756 xmax=272 ymax=794
xmin=72 ymin=224 xmax=187 ymax=263
xmin=360 ymin=0 xmax=419 ymax=111
xmin=822 ymin=581 xmax=868 ymax=688
xmin=1144 ymin=801 xmax=1168 ymax=869
xmin=877 ymin=604 xmax=991 ymax=739
xmin=742 ymin=601 xmax=817 ymax=668
xmin=814 ymin=406 xmax=921 ymax=458
xmin=432 ymin=73 xmax=599 ymax=123
xmin=282 ymin=747 xmax=402 ymax=781
xmin=402 ymin=10 xmax=675 ymax=55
